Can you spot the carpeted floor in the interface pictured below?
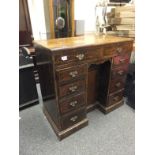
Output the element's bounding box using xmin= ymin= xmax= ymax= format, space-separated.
xmin=19 ymin=102 xmax=135 ymax=155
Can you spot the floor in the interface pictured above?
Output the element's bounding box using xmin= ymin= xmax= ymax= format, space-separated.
xmin=19 ymin=100 xmax=135 ymax=155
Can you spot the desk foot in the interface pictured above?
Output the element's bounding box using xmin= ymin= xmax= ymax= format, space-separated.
xmin=43 ymin=107 xmax=88 ymax=140
xmin=97 ymin=99 xmax=124 ymax=114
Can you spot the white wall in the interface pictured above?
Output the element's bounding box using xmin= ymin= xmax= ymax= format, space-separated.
xmin=28 ymin=0 xmax=99 ymax=39
xmin=74 ymin=0 xmax=98 ymax=33
xmin=43 ymin=0 xmax=51 ymax=39
xmin=27 ymin=0 xmax=112 ymax=39
xmin=74 ymin=0 xmax=112 ymax=33
xmin=27 ymin=0 xmax=47 ymax=40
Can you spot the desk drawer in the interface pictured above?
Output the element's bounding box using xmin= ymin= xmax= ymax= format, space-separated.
xmin=54 ymin=49 xmax=77 ymax=65
xmin=104 ymin=44 xmax=117 ymax=56
xmin=54 ymin=47 xmax=103 ymax=66
xmin=116 ymin=42 xmax=133 ymax=56
xmin=61 ymin=108 xmax=86 ymax=130
xmin=112 ymin=54 xmax=130 ymax=67
xmin=108 ymin=90 xmax=124 ymax=106
xmin=59 ymin=93 xmax=86 ymax=114
xmin=58 ymin=80 xmax=86 ymax=98
xmin=104 ymin=42 xmax=132 ymax=57
xmin=56 ymin=64 xmax=87 ymax=83
xmin=111 ymin=65 xmax=128 ymax=80
xmin=109 ymin=78 xmax=126 ymax=93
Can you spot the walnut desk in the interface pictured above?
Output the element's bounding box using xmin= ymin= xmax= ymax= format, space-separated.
xmin=34 ymin=34 xmax=133 ymax=140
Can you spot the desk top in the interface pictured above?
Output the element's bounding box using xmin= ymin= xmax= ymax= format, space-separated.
xmin=34 ymin=34 xmax=133 ymax=51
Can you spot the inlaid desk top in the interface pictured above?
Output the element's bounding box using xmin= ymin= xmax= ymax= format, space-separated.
xmin=34 ymin=34 xmax=133 ymax=51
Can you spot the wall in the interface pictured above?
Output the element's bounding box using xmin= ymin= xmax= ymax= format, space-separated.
xmin=74 ymin=0 xmax=112 ymax=33
xmin=74 ymin=0 xmax=98 ymax=33
xmin=27 ymin=0 xmax=112 ymax=39
xmin=27 ymin=0 xmax=48 ymax=40
xmin=28 ymin=0 xmax=104 ymax=39
xmin=43 ymin=0 xmax=51 ymax=39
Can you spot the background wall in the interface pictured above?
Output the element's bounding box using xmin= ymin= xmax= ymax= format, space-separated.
xmin=74 ymin=0 xmax=98 ymax=33
xmin=27 ymin=0 xmax=48 ymax=40
xmin=27 ymin=0 xmax=113 ymax=40
xmin=43 ymin=0 xmax=51 ymax=39
xmin=75 ymin=0 xmax=113 ymax=33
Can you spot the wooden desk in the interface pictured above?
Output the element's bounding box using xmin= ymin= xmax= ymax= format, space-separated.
xmin=34 ymin=34 xmax=133 ymax=140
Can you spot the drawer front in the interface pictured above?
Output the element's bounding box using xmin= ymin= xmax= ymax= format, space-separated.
xmin=56 ymin=64 xmax=87 ymax=83
xmin=104 ymin=42 xmax=132 ymax=57
xmin=61 ymin=108 xmax=86 ymax=130
xmin=112 ymin=53 xmax=130 ymax=67
xmin=108 ymin=90 xmax=124 ymax=106
xmin=111 ymin=65 xmax=129 ymax=79
xmin=54 ymin=49 xmax=77 ymax=65
xmin=54 ymin=47 xmax=103 ymax=66
xmin=109 ymin=78 xmax=126 ymax=93
xmin=59 ymin=93 xmax=86 ymax=114
xmin=75 ymin=47 xmax=103 ymax=62
xmin=59 ymin=80 xmax=86 ymax=98
xmin=115 ymin=42 xmax=133 ymax=56
xmin=104 ymin=44 xmax=118 ymax=56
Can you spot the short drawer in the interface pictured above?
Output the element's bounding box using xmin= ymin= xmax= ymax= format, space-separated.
xmin=104 ymin=43 xmax=118 ymax=56
xmin=111 ymin=65 xmax=129 ymax=79
xmin=58 ymin=79 xmax=86 ymax=98
xmin=54 ymin=49 xmax=77 ymax=65
xmin=107 ymin=90 xmax=124 ymax=106
xmin=104 ymin=42 xmax=133 ymax=57
xmin=59 ymin=93 xmax=86 ymax=114
xmin=112 ymin=53 xmax=130 ymax=67
xmin=61 ymin=108 xmax=86 ymax=130
xmin=56 ymin=64 xmax=87 ymax=83
xmin=54 ymin=47 xmax=103 ymax=66
xmin=109 ymin=78 xmax=126 ymax=93
xmin=115 ymin=42 xmax=133 ymax=56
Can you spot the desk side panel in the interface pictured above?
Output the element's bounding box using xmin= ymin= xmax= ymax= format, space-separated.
xmin=35 ymin=45 xmax=61 ymax=129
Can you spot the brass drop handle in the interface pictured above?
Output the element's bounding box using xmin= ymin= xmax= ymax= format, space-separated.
xmin=113 ymin=96 xmax=119 ymax=101
xmin=119 ymin=58 xmax=125 ymax=63
xmin=70 ymin=116 xmax=78 ymax=122
xmin=69 ymin=71 xmax=78 ymax=77
xmin=69 ymin=101 xmax=78 ymax=107
xmin=118 ymin=70 xmax=124 ymax=75
xmin=117 ymin=47 xmax=122 ymax=53
xmin=69 ymin=85 xmax=77 ymax=92
xmin=115 ymin=82 xmax=121 ymax=88
xmin=76 ymin=54 xmax=85 ymax=60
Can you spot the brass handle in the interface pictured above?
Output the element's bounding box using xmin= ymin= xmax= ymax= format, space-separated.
xmin=118 ymin=70 xmax=124 ymax=75
xmin=69 ymin=85 xmax=77 ymax=92
xmin=69 ymin=71 xmax=78 ymax=77
xmin=76 ymin=54 xmax=85 ymax=60
xmin=119 ymin=58 xmax=125 ymax=63
xmin=70 ymin=116 xmax=78 ymax=122
xmin=117 ymin=47 xmax=122 ymax=53
xmin=113 ymin=96 xmax=119 ymax=101
xmin=115 ymin=82 xmax=121 ymax=88
xmin=69 ymin=101 xmax=78 ymax=107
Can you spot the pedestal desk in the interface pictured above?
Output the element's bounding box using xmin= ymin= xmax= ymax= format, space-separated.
xmin=34 ymin=34 xmax=133 ymax=140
